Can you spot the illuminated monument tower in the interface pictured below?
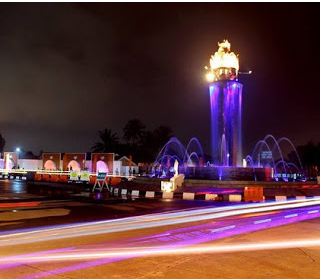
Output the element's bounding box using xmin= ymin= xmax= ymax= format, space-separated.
xmin=205 ymin=40 xmax=242 ymax=166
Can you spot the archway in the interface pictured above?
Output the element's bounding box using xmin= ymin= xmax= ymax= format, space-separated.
xmin=67 ymin=160 xmax=81 ymax=171
xmin=5 ymin=158 xmax=14 ymax=170
xmin=96 ymin=160 xmax=109 ymax=173
xmin=44 ymin=160 xmax=57 ymax=170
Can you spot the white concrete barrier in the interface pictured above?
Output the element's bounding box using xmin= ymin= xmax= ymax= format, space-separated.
xmin=145 ymin=191 xmax=155 ymax=198
xmin=275 ymin=195 xmax=287 ymax=201
xmin=205 ymin=194 xmax=218 ymax=200
xmin=121 ymin=189 xmax=127 ymax=195
xmin=183 ymin=192 xmax=195 ymax=200
xmin=131 ymin=190 xmax=139 ymax=197
xmin=162 ymin=192 xmax=174 ymax=199
xmin=229 ymin=194 xmax=242 ymax=202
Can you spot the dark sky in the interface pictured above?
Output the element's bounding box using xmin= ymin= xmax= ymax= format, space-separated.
xmin=0 ymin=3 xmax=319 ymax=156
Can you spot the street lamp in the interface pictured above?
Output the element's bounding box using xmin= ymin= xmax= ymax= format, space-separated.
xmin=15 ymin=147 xmax=21 ymax=169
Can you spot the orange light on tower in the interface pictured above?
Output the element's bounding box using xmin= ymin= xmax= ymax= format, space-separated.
xmin=205 ymin=40 xmax=239 ymax=82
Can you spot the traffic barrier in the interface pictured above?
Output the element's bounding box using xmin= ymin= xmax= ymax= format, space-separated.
xmin=89 ymin=186 xmax=319 ymax=203
xmin=205 ymin=193 xmax=218 ymax=200
xmin=275 ymin=195 xmax=287 ymax=201
xmin=89 ymin=175 xmax=96 ymax=185
xmin=60 ymin=175 xmax=69 ymax=183
xmin=183 ymin=192 xmax=195 ymax=200
xmin=131 ymin=190 xmax=140 ymax=197
xmin=145 ymin=191 xmax=155 ymax=198
xmin=51 ymin=175 xmax=60 ymax=182
xmin=42 ymin=174 xmax=50 ymax=182
xmin=229 ymin=194 xmax=242 ymax=202
xmin=121 ymin=189 xmax=127 ymax=195
xmin=110 ymin=177 xmax=121 ymax=186
xmin=162 ymin=192 xmax=174 ymax=199
xmin=34 ymin=173 xmax=42 ymax=181
xmin=244 ymin=186 xmax=264 ymax=202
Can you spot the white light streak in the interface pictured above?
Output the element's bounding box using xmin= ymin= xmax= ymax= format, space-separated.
xmin=0 ymin=239 xmax=318 ymax=264
xmin=253 ymin=219 xmax=271 ymax=224
xmin=284 ymin=214 xmax=298 ymax=218
xmin=211 ymin=225 xmax=236 ymax=233
xmin=0 ymin=198 xmax=318 ymax=246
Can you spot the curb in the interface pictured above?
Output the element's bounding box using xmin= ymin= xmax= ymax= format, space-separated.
xmin=0 ymin=174 xmax=27 ymax=181
xmin=110 ymin=187 xmax=319 ymax=202
xmin=110 ymin=187 xmax=241 ymax=202
xmin=265 ymin=195 xmax=319 ymax=201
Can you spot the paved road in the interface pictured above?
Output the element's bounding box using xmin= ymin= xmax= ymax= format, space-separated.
xmin=0 ymin=194 xmax=319 ymax=279
xmin=0 ymin=180 xmax=235 ymax=232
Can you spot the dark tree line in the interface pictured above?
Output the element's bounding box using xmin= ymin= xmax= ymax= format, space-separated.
xmin=0 ymin=133 xmax=5 ymax=154
xmin=91 ymin=119 xmax=173 ymax=163
xmin=0 ymin=128 xmax=318 ymax=175
xmin=288 ymin=141 xmax=320 ymax=177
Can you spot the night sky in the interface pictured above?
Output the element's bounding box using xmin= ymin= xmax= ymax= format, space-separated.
xmin=0 ymin=3 xmax=319 ymax=156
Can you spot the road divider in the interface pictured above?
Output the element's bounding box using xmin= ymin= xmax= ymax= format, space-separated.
xmin=106 ymin=188 xmax=319 ymax=203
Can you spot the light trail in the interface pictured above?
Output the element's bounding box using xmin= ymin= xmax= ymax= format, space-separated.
xmin=284 ymin=214 xmax=298 ymax=218
xmin=211 ymin=225 xmax=236 ymax=232
xmin=0 ymin=198 xmax=319 ymax=246
xmin=4 ymin=197 xmax=317 ymax=236
xmin=253 ymin=218 xmax=271 ymax=224
xmin=0 ymin=239 xmax=318 ymax=264
xmin=3 ymin=197 xmax=315 ymax=236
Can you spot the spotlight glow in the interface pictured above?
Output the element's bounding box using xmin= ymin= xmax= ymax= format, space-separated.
xmin=206 ymin=72 xmax=215 ymax=82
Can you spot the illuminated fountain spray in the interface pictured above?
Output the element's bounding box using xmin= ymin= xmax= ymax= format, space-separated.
xmin=151 ymin=41 xmax=304 ymax=181
xmin=205 ymin=40 xmax=242 ymax=166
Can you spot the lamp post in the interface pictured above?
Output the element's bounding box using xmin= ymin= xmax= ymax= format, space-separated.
xmin=15 ymin=147 xmax=21 ymax=169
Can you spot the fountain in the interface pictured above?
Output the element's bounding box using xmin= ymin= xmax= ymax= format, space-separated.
xmin=248 ymin=134 xmax=304 ymax=181
xmin=150 ymin=40 xmax=304 ymax=182
xmin=206 ymin=40 xmax=242 ymax=166
xmin=152 ymin=134 xmax=304 ymax=181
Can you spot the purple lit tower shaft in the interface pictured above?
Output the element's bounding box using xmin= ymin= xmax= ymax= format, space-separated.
xmin=209 ymin=80 xmax=243 ymax=166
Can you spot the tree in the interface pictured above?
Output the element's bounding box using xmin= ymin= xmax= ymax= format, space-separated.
xmin=123 ymin=119 xmax=146 ymax=146
xmin=138 ymin=130 xmax=156 ymax=162
xmin=153 ymin=126 xmax=173 ymax=148
xmin=22 ymin=150 xmax=38 ymax=159
xmin=0 ymin=133 xmax=5 ymax=154
xmin=91 ymin=129 xmax=119 ymax=153
xmin=288 ymin=141 xmax=320 ymax=177
xmin=137 ymin=126 xmax=173 ymax=162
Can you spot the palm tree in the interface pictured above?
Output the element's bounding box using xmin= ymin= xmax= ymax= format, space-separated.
xmin=0 ymin=133 xmax=5 ymax=154
xmin=91 ymin=129 xmax=119 ymax=153
xmin=123 ymin=119 xmax=146 ymax=146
